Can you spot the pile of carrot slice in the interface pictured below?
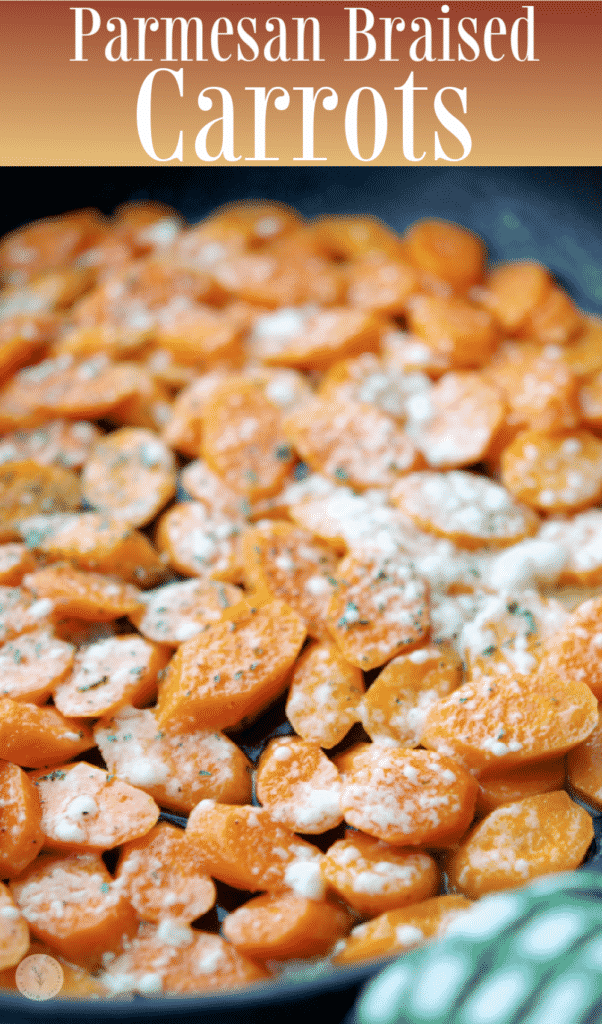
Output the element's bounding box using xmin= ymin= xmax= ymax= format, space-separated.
xmin=0 ymin=200 xmax=601 ymax=996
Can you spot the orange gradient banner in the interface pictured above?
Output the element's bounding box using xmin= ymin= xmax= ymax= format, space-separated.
xmin=1 ymin=1 xmax=600 ymax=165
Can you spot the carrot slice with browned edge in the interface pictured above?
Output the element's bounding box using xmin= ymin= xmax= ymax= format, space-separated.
xmin=404 ymin=218 xmax=485 ymax=292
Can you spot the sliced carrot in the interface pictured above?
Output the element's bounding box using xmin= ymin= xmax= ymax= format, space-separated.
xmin=95 ymin=705 xmax=252 ymax=813
xmin=520 ymin=283 xmax=583 ymax=344
xmin=460 ymin=591 xmax=568 ymax=683
xmin=579 ymin=368 xmax=602 ymax=429
xmin=284 ymin=396 xmax=421 ymax=491
xmin=313 ymin=214 xmax=404 ymax=261
xmin=155 ymin=501 xmax=244 ymax=583
xmin=256 ymin=737 xmax=343 ymax=834
xmin=241 ymin=520 xmax=338 ymax=640
xmin=0 ymin=584 xmax=56 ymax=644
xmin=285 ymin=639 xmax=364 ymax=749
xmin=104 ymin=364 xmax=172 ymax=434
xmin=0 ymin=543 xmax=37 ymax=585
xmin=391 ymin=470 xmax=539 ymax=550
xmin=103 ymin=924 xmax=269 ymax=994
xmin=382 ymin=327 xmax=454 ymax=379
xmin=81 ymin=427 xmax=176 ymax=528
xmin=321 ymin=832 xmax=440 ymax=918
xmin=0 ymin=314 xmax=57 ymax=384
xmin=325 ymin=552 xmax=429 ymax=670
xmin=347 ymin=255 xmax=419 ymax=316
xmin=0 ymin=355 xmax=141 ymax=423
xmin=484 ymin=340 xmax=580 ymax=432
xmin=358 ymin=646 xmax=461 ymax=747
xmin=0 ymin=630 xmax=74 ymax=703
xmin=18 ymin=511 xmax=167 ymax=587
xmin=421 ymin=668 xmax=598 ymax=773
xmin=540 ymin=596 xmax=602 ymax=700
xmin=130 ymin=578 xmax=243 ymax=646
xmin=501 ymin=428 xmax=602 ymax=514
xmin=479 ymin=261 xmax=551 ymax=332
xmin=249 ymin=307 xmax=381 ymax=369
xmin=0 ymin=939 xmax=110 ymax=997
xmin=340 ymin=745 xmax=478 ymax=847
xmin=566 ymin=706 xmax=602 ymax=810
xmin=153 ymin=301 xmax=243 ymax=366
xmin=404 ymin=219 xmax=485 ymax=292
xmin=0 ymin=459 xmax=81 ymax=542
xmin=447 ymin=791 xmax=593 ymax=899
xmin=186 ymin=802 xmax=323 ymax=893
xmin=30 ymin=760 xmax=159 ymax=851
xmin=190 ymin=199 xmax=299 ymax=250
xmin=0 ymin=419 xmax=102 ymax=471
xmin=406 ymin=294 xmax=498 ymax=369
xmin=10 ymin=851 xmax=137 ymax=965
xmin=156 ymin=599 xmax=306 ymax=732
xmin=538 ymin=510 xmax=602 ymax=587
xmin=53 ymin=635 xmax=169 ymax=718
xmin=333 ymin=895 xmax=473 ymax=965
xmin=0 ymin=209 xmax=103 ymax=284
xmin=0 ymin=882 xmax=29 ymax=970
xmin=476 ymin=757 xmax=566 ymax=817
xmin=180 ymin=459 xmax=252 ymax=520
xmin=223 ymin=892 xmax=351 ymax=960
xmin=408 ymin=371 xmax=506 ymax=469
xmin=160 ymin=369 xmax=231 ymax=458
xmin=319 ymin=352 xmax=431 ymax=422
xmin=0 ymin=700 xmax=94 ymax=768
xmin=22 ymin=563 xmax=143 ymax=621
xmin=562 ymin=316 xmax=602 ymax=378
xmin=202 ymin=378 xmax=295 ymax=499
xmin=0 ymin=760 xmax=44 ymax=877
xmin=116 ymin=822 xmax=216 ymax=923
xmin=213 ymin=248 xmax=342 ymax=309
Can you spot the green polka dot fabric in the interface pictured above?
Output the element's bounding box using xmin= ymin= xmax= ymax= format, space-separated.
xmin=355 ymin=872 xmax=602 ymax=1024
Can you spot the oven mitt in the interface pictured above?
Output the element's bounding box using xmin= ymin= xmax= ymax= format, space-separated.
xmin=353 ymin=871 xmax=602 ymax=1024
